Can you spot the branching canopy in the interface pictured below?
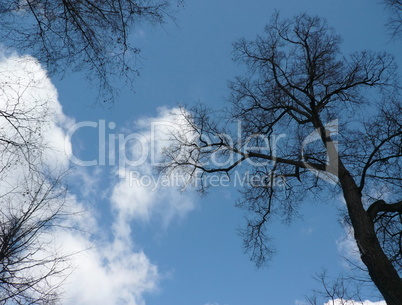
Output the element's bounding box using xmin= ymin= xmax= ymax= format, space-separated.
xmin=0 ymin=0 xmax=176 ymax=102
xmin=160 ymin=14 xmax=402 ymax=302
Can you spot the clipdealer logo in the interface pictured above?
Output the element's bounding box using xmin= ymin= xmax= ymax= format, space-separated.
xmin=64 ymin=119 xmax=339 ymax=188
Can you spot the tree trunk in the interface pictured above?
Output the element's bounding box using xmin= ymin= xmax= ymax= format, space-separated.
xmin=338 ymin=164 xmax=402 ymax=305
xmin=315 ymin=114 xmax=402 ymax=304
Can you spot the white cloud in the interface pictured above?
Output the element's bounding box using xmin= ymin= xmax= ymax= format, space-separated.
xmin=295 ymin=298 xmax=386 ymax=305
xmin=58 ymin=227 xmax=159 ymax=305
xmin=63 ymin=108 xmax=198 ymax=304
xmin=336 ymin=228 xmax=361 ymax=266
xmin=333 ymin=195 xmax=362 ymax=268
xmin=0 ymin=54 xmax=161 ymax=305
xmin=0 ymin=54 xmax=73 ymax=170
xmin=323 ymin=300 xmax=386 ymax=305
xmin=296 ymin=298 xmax=386 ymax=305
xmin=110 ymin=107 xmax=196 ymax=231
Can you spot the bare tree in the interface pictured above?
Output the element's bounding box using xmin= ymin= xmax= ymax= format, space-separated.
xmin=0 ymin=172 xmax=69 ymax=305
xmin=383 ymin=0 xmax=402 ymax=38
xmin=0 ymin=0 xmax=178 ymax=103
xmin=304 ymin=267 xmax=386 ymax=305
xmin=0 ymin=57 xmax=74 ymax=304
xmin=160 ymin=13 xmax=402 ymax=304
xmin=306 ymin=270 xmax=363 ymax=305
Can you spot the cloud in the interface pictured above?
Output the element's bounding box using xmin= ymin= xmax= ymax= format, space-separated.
xmin=323 ymin=300 xmax=386 ymax=305
xmin=295 ymin=299 xmax=385 ymax=305
xmin=58 ymin=226 xmax=159 ymax=305
xmin=110 ymin=107 xmax=196 ymax=231
xmin=0 ymin=54 xmax=161 ymax=305
xmin=336 ymin=227 xmax=361 ymax=267
xmin=0 ymin=54 xmax=73 ymax=170
xmin=64 ymin=108 xmax=198 ymax=304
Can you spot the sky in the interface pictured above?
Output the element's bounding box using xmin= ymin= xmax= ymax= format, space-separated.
xmin=1 ymin=0 xmax=401 ymax=305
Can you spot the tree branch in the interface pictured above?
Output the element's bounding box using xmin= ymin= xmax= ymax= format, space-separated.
xmin=367 ymin=199 xmax=402 ymax=221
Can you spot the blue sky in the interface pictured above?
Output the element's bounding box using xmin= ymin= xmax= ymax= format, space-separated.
xmin=2 ymin=0 xmax=401 ymax=304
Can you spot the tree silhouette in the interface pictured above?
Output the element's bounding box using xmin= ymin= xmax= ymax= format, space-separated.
xmin=161 ymin=13 xmax=402 ymax=305
xmin=383 ymin=0 xmax=402 ymax=37
xmin=0 ymin=56 xmax=74 ymax=304
xmin=0 ymin=0 xmax=177 ymax=103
